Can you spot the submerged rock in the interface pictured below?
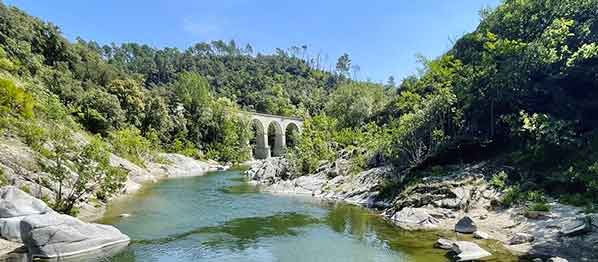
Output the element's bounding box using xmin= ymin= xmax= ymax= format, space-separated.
xmin=451 ymin=241 xmax=492 ymax=261
xmin=20 ymin=212 xmax=130 ymax=259
xmin=435 ymin=238 xmax=454 ymax=250
xmin=455 ymin=216 xmax=477 ymax=233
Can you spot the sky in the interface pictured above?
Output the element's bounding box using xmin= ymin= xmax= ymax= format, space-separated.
xmin=5 ymin=0 xmax=501 ymax=83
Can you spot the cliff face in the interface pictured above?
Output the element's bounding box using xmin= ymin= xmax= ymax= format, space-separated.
xmin=245 ymin=158 xmax=598 ymax=261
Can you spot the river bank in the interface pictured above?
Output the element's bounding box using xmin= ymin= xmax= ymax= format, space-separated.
xmin=245 ymin=158 xmax=598 ymax=261
xmin=0 ymin=136 xmax=230 ymax=259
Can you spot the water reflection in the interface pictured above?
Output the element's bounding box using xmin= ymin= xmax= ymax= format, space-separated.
xmin=96 ymin=171 xmax=517 ymax=262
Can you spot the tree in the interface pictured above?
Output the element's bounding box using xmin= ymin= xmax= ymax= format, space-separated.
xmin=42 ymin=129 xmax=127 ymax=215
xmin=336 ymin=53 xmax=351 ymax=77
xmin=107 ymin=78 xmax=146 ymax=127
xmin=325 ymin=82 xmax=388 ymax=128
xmin=78 ymin=90 xmax=125 ymax=135
xmin=385 ymin=76 xmax=396 ymax=89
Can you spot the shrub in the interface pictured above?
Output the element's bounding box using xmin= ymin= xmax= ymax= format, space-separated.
xmin=20 ymin=184 xmax=31 ymax=194
xmin=500 ymin=186 xmax=523 ymax=207
xmin=109 ymin=127 xmax=152 ymax=166
xmin=0 ymin=78 xmax=34 ymax=118
xmin=528 ymin=202 xmax=550 ymax=212
xmin=288 ymin=115 xmax=338 ymax=174
xmin=42 ymin=131 xmax=127 ymax=214
xmin=15 ymin=120 xmax=47 ymax=150
xmin=0 ymin=169 xmax=8 ymax=186
xmin=170 ymin=138 xmax=200 ymax=158
xmin=490 ymin=171 xmax=508 ymax=189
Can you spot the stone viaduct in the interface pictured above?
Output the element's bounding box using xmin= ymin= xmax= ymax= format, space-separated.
xmin=242 ymin=112 xmax=303 ymax=159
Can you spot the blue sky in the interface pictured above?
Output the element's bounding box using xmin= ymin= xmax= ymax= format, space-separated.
xmin=5 ymin=0 xmax=500 ymax=82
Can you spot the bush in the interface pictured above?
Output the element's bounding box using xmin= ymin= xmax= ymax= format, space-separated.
xmin=0 ymin=169 xmax=8 ymax=186
xmin=109 ymin=127 xmax=152 ymax=166
xmin=78 ymin=90 xmax=125 ymax=135
xmin=288 ymin=115 xmax=338 ymax=174
xmin=490 ymin=171 xmax=508 ymax=190
xmin=15 ymin=120 xmax=47 ymax=150
xmin=170 ymin=138 xmax=200 ymax=158
xmin=0 ymin=78 xmax=34 ymax=118
xmin=42 ymin=131 xmax=127 ymax=214
xmin=528 ymin=202 xmax=550 ymax=212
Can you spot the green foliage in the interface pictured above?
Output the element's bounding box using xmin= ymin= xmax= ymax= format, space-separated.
xmin=15 ymin=119 xmax=47 ymax=150
xmin=386 ymin=88 xmax=457 ymax=169
xmin=288 ymin=115 xmax=338 ymax=174
xmin=500 ymin=185 xmax=550 ymax=211
xmin=77 ymin=90 xmax=125 ymax=135
xmin=0 ymin=78 xmax=34 ymax=118
xmin=325 ymin=82 xmax=388 ymax=128
xmin=170 ymin=138 xmax=200 ymax=158
xmin=19 ymin=185 xmax=31 ymax=194
xmin=0 ymin=169 xmax=8 ymax=186
xmin=490 ymin=171 xmax=508 ymax=190
xmin=41 ymin=129 xmax=127 ymax=215
xmin=107 ymin=79 xmax=146 ymax=127
xmin=109 ymin=127 xmax=152 ymax=166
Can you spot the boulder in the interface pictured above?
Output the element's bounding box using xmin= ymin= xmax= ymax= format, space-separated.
xmin=158 ymin=153 xmax=209 ymax=177
xmin=508 ymin=232 xmax=535 ymax=245
xmin=0 ymin=186 xmax=51 ymax=218
xmin=473 ymin=231 xmax=490 ymax=239
xmin=435 ymin=238 xmax=454 ymax=250
xmin=561 ymin=216 xmax=592 ymax=237
xmin=451 ymin=241 xmax=492 ymax=261
xmin=455 ymin=216 xmax=477 ymax=233
xmin=245 ymin=158 xmax=289 ymax=185
xmin=391 ymin=208 xmax=440 ymax=229
xmin=0 ymin=186 xmax=53 ymax=242
xmin=547 ymin=257 xmax=568 ymax=262
xmin=20 ymin=212 xmax=130 ymax=259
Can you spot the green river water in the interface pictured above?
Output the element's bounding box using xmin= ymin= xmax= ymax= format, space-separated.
xmin=89 ymin=171 xmax=517 ymax=262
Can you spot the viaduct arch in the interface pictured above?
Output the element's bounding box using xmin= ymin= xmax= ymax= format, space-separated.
xmin=243 ymin=112 xmax=303 ymax=159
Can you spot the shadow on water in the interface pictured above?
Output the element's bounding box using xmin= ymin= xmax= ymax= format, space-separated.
xmin=217 ymin=183 xmax=260 ymax=194
xmin=135 ymin=212 xmax=319 ymax=249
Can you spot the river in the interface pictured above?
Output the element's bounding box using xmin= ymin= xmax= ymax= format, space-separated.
xmin=94 ymin=171 xmax=515 ymax=262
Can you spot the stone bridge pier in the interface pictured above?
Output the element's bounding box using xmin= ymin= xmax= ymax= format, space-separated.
xmin=244 ymin=112 xmax=303 ymax=159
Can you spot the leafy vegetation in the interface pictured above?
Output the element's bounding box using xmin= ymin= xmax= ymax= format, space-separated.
xmin=2 ymin=0 xmax=598 ymax=213
xmin=285 ymin=0 xmax=598 ymax=210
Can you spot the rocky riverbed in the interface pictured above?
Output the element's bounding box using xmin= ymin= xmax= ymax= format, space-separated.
xmin=0 ymin=136 xmax=229 ymax=259
xmin=245 ymin=157 xmax=598 ymax=262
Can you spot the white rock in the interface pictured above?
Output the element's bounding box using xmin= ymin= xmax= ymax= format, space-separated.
xmin=391 ymin=208 xmax=440 ymax=229
xmin=0 ymin=186 xmax=53 ymax=242
xmin=0 ymin=186 xmax=51 ymax=218
xmin=473 ymin=231 xmax=490 ymax=239
xmin=435 ymin=238 xmax=454 ymax=249
xmin=547 ymin=257 xmax=568 ymax=262
xmin=451 ymin=241 xmax=492 ymax=261
xmin=20 ymin=212 xmax=130 ymax=259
